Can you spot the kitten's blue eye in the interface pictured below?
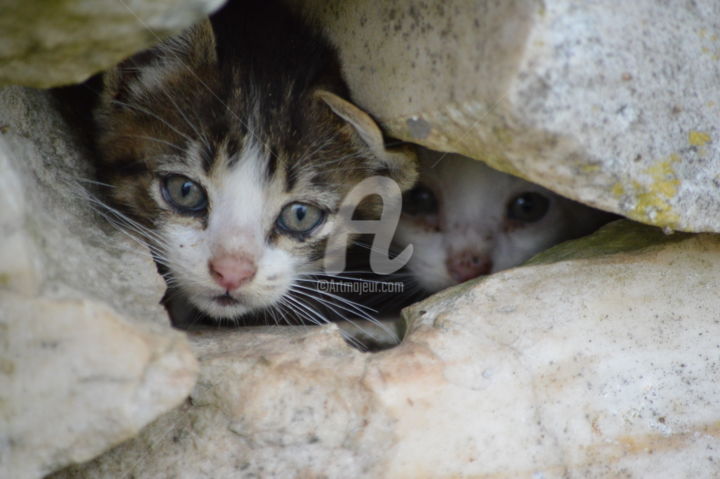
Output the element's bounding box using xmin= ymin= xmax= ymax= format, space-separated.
xmin=161 ymin=175 xmax=208 ymax=214
xmin=276 ymin=203 xmax=325 ymax=235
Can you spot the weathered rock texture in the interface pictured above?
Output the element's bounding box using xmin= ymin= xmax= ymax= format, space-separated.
xmin=54 ymin=222 xmax=720 ymax=478
xmin=297 ymin=0 xmax=720 ymax=232
xmin=0 ymin=87 xmax=197 ymax=479
xmin=0 ymin=0 xmax=225 ymax=88
xmin=4 ymin=1 xmax=720 ymax=478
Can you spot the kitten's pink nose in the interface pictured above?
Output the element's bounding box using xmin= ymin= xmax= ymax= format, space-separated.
xmin=209 ymin=255 xmax=257 ymax=291
xmin=446 ymin=251 xmax=492 ymax=283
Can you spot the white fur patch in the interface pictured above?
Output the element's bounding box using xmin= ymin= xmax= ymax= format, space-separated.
xmin=157 ymin=140 xmax=298 ymax=319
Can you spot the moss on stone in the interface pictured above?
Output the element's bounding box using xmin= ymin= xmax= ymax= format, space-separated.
xmin=525 ymin=219 xmax=691 ymax=266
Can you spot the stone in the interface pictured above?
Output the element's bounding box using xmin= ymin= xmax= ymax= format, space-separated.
xmin=4 ymin=2 xmax=720 ymax=477
xmin=0 ymin=293 xmax=197 ymax=479
xmin=0 ymin=86 xmax=198 ymax=479
xmin=53 ymin=221 xmax=720 ymax=478
xmin=0 ymin=0 xmax=225 ymax=88
xmin=296 ymin=0 xmax=720 ymax=232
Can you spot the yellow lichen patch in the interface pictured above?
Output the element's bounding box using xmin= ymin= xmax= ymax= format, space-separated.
xmin=611 ymin=182 xmax=625 ymax=198
xmin=630 ymin=191 xmax=681 ymax=227
xmin=689 ymin=130 xmax=711 ymax=146
xmin=644 ymin=155 xmax=681 ymax=197
xmin=491 ymin=126 xmax=514 ymax=146
xmin=581 ymin=164 xmax=601 ymax=173
xmin=627 ymin=156 xmax=682 ymax=228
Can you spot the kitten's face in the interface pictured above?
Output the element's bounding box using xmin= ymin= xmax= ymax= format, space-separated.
xmin=95 ymin=21 xmax=416 ymax=320
xmin=143 ymin=140 xmax=350 ymax=320
xmin=395 ymin=150 xmax=612 ymax=293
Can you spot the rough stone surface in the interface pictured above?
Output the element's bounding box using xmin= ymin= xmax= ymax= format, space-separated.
xmin=0 ymin=87 xmax=198 ymax=479
xmin=4 ymin=2 xmax=720 ymax=477
xmin=54 ymin=222 xmax=720 ymax=478
xmin=0 ymin=294 xmax=196 ymax=479
xmin=0 ymin=0 xmax=225 ymax=88
xmin=297 ymin=0 xmax=720 ymax=232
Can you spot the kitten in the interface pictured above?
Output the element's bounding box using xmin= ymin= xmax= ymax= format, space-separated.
xmin=93 ymin=1 xmax=416 ymax=327
xmin=395 ymin=148 xmax=615 ymax=293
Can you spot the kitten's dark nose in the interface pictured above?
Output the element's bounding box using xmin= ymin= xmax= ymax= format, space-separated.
xmin=446 ymin=251 xmax=492 ymax=283
xmin=209 ymin=255 xmax=257 ymax=291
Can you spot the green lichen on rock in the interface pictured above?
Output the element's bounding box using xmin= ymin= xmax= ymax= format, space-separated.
xmin=525 ymin=219 xmax=691 ymax=266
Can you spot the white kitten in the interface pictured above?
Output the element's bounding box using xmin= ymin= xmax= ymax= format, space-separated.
xmin=395 ymin=148 xmax=614 ymax=293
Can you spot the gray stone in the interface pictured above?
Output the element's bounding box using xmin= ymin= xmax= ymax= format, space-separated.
xmin=0 ymin=0 xmax=225 ymax=88
xmin=0 ymin=87 xmax=197 ymax=479
xmin=53 ymin=222 xmax=720 ymax=478
xmin=297 ymin=0 xmax=720 ymax=232
xmin=4 ymin=2 xmax=720 ymax=477
xmin=0 ymin=293 xmax=197 ymax=479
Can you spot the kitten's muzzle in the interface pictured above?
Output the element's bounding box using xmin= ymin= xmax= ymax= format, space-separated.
xmin=446 ymin=251 xmax=492 ymax=283
xmin=214 ymin=293 xmax=239 ymax=306
xmin=209 ymin=255 xmax=257 ymax=291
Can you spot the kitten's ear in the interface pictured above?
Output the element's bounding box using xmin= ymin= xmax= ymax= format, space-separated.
xmin=316 ymin=90 xmax=418 ymax=191
xmin=103 ymin=19 xmax=217 ymax=102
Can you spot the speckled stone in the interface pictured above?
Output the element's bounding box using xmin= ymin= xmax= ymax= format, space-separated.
xmin=53 ymin=222 xmax=720 ymax=478
xmin=297 ymin=0 xmax=720 ymax=232
xmin=0 ymin=87 xmax=197 ymax=479
xmin=0 ymin=0 xmax=225 ymax=88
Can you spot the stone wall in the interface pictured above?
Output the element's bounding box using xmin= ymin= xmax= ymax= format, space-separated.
xmin=296 ymin=0 xmax=720 ymax=232
xmin=52 ymin=223 xmax=720 ymax=478
xmin=0 ymin=87 xmax=198 ymax=479
xmin=2 ymin=1 xmax=720 ymax=478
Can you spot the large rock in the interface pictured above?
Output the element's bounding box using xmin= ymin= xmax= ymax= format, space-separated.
xmin=53 ymin=222 xmax=720 ymax=478
xmin=0 ymin=294 xmax=196 ymax=479
xmin=0 ymin=0 xmax=225 ymax=88
xmin=0 ymin=87 xmax=197 ymax=479
xmin=297 ymin=0 xmax=720 ymax=232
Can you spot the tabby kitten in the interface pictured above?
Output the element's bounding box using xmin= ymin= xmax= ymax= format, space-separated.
xmin=93 ymin=1 xmax=416 ymax=326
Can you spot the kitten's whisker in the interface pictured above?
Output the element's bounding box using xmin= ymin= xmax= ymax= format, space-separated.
xmin=289 ymin=287 xmax=369 ymax=348
xmin=290 ymin=283 xmax=377 ymax=317
xmin=296 ymin=137 xmax=335 ymax=165
xmin=82 ymin=194 xmax=169 ymax=246
xmin=290 ymin=286 xmax=388 ymax=328
xmin=161 ymin=88 xmax=204 ymax=141
xmin=314 ymin=151 xmax=366 ymax=169
xmin=290 ymin=289 xmax=389 ymax=350
xmin=282 ymin=294 xmax=325 ymax=327
xmin=351 ymin=241 xmax=406 ymax=256
xmin=283 ymin=293 xmax=329 ymax=327
xmin=265 ymin=303 xmax=282 ymax=327
xmin=118 ymin=134 xmax=186 ymax=153
xmin=73 ymin=177 xmax=115 ymax=188
xmin=289 ymin=292 xmax=386 ymax=342
xmin=109 ymin=98 xmax=194 ymax=144
xmin=295 ymin=274 xmax=398 ymax=287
